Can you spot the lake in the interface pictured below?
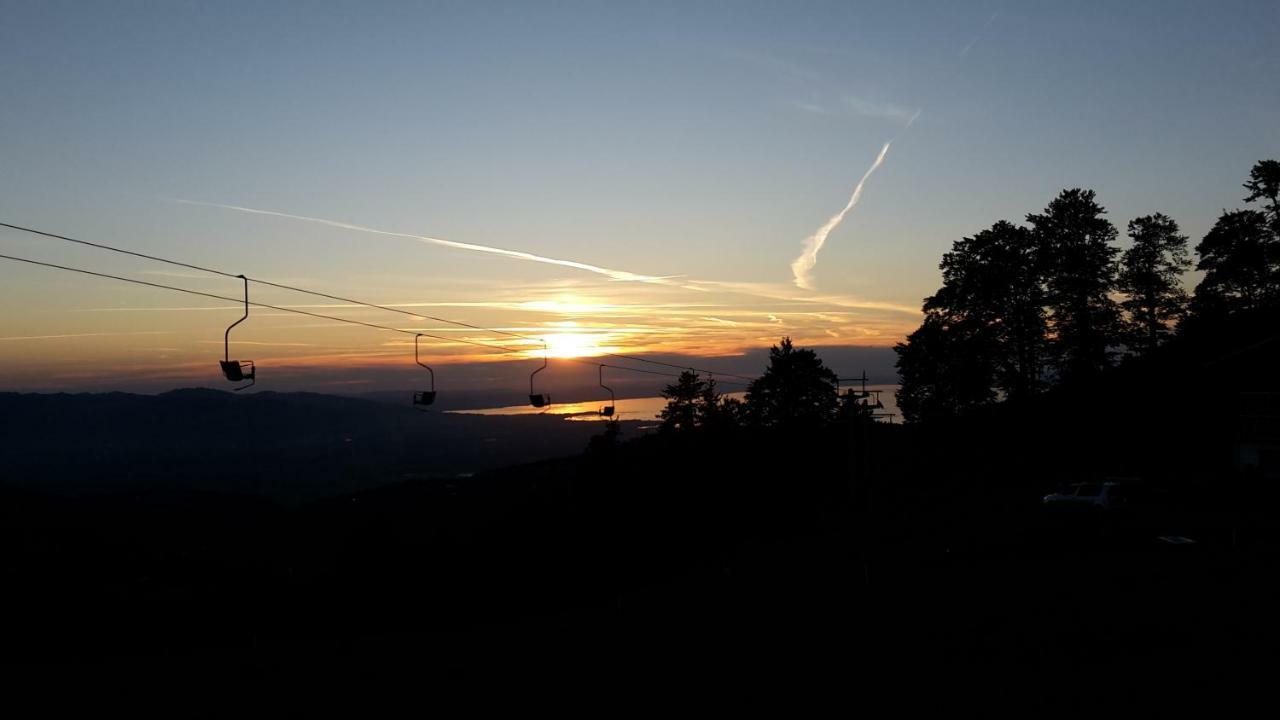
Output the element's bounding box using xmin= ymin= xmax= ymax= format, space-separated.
xmin=447 ymin=385 xmax=901 ymax=423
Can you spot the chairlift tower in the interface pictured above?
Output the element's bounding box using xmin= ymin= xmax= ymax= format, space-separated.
xmin=837 ymin=371 xmax=885 ymax=419
xmin=838 ymin=369 xmax=886 ymax=586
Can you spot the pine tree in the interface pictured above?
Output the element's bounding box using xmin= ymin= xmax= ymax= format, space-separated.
xmin=1027 ymin=188 xmax=1121 ymax=382
xmin=1117 ymin=213 xmax=1190 ymax=353
xmin=659 ymin=370 xmax=708 ymax=432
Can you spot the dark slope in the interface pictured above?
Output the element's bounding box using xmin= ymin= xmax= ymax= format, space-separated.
xmin=3 ymin=379 xmax=1278 ymax=694
xmin=0 ymin=388 xmax=625 ymax=503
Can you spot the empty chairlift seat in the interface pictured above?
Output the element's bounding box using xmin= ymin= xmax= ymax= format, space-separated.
xmin=529 ymin=341 xmax=551 ymax=409
xmin=220 ymin=359 xmax=255 ymax=383
xmin=598 ymin=364 xmax=615 ymax=417
xmin=413 ymin=334 xmax=437 ymax=408
xmin=219 ymin=275 xmax=256 ymax=390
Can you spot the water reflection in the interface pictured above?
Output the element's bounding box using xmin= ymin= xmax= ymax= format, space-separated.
xmin=448 ymin=386 xmax=900 ymax=422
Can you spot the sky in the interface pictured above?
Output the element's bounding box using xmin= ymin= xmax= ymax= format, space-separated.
xmin=2 ymin=1 xmax=1278 ymax=397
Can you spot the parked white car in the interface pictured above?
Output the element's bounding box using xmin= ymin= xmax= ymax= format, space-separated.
xmin=1042 ymin=482 xmax=1131 ymax=510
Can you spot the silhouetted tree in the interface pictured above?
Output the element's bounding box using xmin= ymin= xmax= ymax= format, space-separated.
xmin=1186 ymin=161 xmax=1280 ymax=329
xmin=744 ymin=337 xmax=838 ymax=427
xmin=660 ymin=370 xmax=708 ymax=432
xmin=660 ymin=371 xmax=743 ymax=433
xmin=1027 ymin=188 xmax=1121 ymax=382
xmin=1243 ymin=159 xmax=1280 ymax=232
xmin=699 ymin=380 xmax=744 ymax=431
xmin=1118 ymin=213 xmax=1190 ymax=354
xmin=895 ymin=315 xmax=997 ymax=424
xmin=925 ymin=220 xmax=1046 ymax=400
xmin=1191 ymin=209 xmax=1279 ymax=317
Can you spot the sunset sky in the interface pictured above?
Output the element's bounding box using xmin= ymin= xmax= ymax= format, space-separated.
xmin=2 ymin=1 xmax=1278 ymax=396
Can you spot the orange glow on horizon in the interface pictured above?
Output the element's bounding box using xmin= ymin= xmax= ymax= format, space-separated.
xmin=0 ymin=278 xmax=920 ymax=391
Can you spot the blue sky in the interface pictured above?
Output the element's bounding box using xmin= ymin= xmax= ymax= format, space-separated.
xmin=1 ymin=1 xmax=1277 ymax=393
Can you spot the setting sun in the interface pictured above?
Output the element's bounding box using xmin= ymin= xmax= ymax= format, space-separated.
xmin=542 ymin=332 xmax=606 ymax=359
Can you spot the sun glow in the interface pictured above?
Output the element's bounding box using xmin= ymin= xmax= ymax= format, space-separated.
xmin=542 ymin=332 xmax=607 ymax=359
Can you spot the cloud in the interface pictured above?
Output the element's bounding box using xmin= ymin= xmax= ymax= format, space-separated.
xmin=842 ymin=96 xmax=917 ymax=123
xmin=174 ymin=200 xmax=678 ymax=286
xmin=789 ymin=141 xmax=894 ymax=290
xmin=681 ymin=279 xmax=922 ymax=316
xmin=700 ymin=316 xmax=739 ymax=326
xmin=195 ymin=340 xmax=318 ymax=348
xmin=960 ymin=12 xmax=1000 ymax=57
xmin=0 ymin=331 xmax=173 ymax=342
xmin=173 ymin=200 xmax=925 ymax=318
xmin=137 ymin=269 xmax=224 ymax=280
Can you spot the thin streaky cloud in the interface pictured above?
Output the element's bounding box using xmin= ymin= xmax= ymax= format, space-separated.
xmin=174 ymin=200 xmax=929 ymax=315
xmin=960 ymin=12 xmax=1000 ymax=58
xmin=789 ymin=140 xmax=894 ymax=290
xmin=137 ymin=269 xmax=223 ymax=280
xmin=72 ymin=305 xmax=245 ymax=312
xmin=701 ymin=316 xmax=739 ymax=326
xmin=681 ymin=279 xmax=922 ymax=316
xmin=0 ymin=331 xmax=174 ymax=342
xmin=787 ymin=107 xmax=919 ymax=291
xmin=194 ymin=340 xmax=318 ymax=347
xmin=168 ymin=200 xmax=918 ymax=333
xmin=175 ymin=200 xmax=678 ymax=286
xmin=842 ymin=96 xmax=917 ymax=122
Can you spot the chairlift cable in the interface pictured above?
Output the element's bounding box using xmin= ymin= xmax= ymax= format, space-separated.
xmin=0 ymin=252 xmax=516 ymax=351
xmin=1 ymin=250 xmax=757 ymax=394
xmin=0 ymin=221 xmax=758 ymax=381
xmin=0 ymin=253 xmax=753 ymax=386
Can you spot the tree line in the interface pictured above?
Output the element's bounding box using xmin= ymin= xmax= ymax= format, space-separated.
xmin=654 ymin=337 xmax=866 ymax=435
xmin=649 ymin=159 xmax=1279 ymax=433
xmin=894 ymin=159 xmax=1280 ymax=424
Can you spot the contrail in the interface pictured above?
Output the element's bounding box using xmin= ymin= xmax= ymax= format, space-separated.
xmin=786 ymin=7 xmax=988 ymax=291
xmin=0 ymin=331 xmax=173 ymax=342
xmin=175 ymin=200 xmax=674 ymax=285
xmin=173 ymin=198 xmax=920 ymax=312
xmin=791 ymin=9 xmax=994 ymax=292
xmin=790 ymin=139 xmax=894 ymax=291
xmin=960 ymin=12 xmax=999 ymax=57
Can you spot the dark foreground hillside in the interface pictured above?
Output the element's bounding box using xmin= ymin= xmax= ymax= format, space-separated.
xmin=3 ymin=403 xmax=1278 ymax=698
xmin=0 ymin=389 xmax=616 ymax=503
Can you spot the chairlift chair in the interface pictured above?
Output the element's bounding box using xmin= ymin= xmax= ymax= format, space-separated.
xmin=219 ymin=274 xmax=256 ymax=390
xmin=412 ymin=334 xmax=436 ymax=408
xmin=529 ymin=341 xmax=551 ymax=408
xmin=598 ymin=365 xmax=616 ymax=417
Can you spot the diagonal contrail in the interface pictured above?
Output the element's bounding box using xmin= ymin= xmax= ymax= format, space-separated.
xmin=790 ymin=110 xmax=919 ymax=291
xmin=790 ymin=140 xmax=893 ymax=290
xmin=175 ymin=200 xmax=675 ymax=285
xmin=789 ymin=9 xmax=992 ymax=291
xmin=960 ymin=12 xmax=999 ymax=57
xmin=173 ymin=199 xmax=921 ymax=313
